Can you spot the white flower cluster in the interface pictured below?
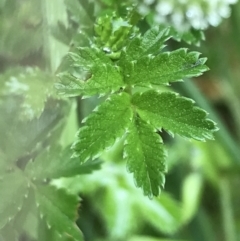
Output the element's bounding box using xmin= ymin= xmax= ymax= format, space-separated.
xmin=138 ymin=0 xmax=238 ymax=31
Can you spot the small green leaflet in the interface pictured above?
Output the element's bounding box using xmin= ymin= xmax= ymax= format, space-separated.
xmin=122 ymin=49 xmax=208 ymax=86
xmin=120 ymin=26 xmax=170 ymax=63
xmin=72 ymin=92 xmax=133 ymax=162
xmin=132 ymin=90 xmax=217 ymax=141
xmin=57 ymin=47 xmax=124 ymax=97
xmin=124 ymin=117 xmax=167 ymax=197
xmin=0 ymin=171 xmax=29 ymax=229
xmin=35 ymin=185 xmax=83 ymax=241
xmin=119 ymin=26 xmax=208 ymax=86
xmin=140 ymin=26 xmax=171 ymax=56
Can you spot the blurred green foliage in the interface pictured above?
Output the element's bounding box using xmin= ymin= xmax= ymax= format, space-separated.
xmin=0 ymin=1 xmax=240 ymax=241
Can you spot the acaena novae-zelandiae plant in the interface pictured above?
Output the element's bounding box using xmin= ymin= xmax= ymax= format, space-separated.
xmin=57 ymin=11 xmax=218 ymax=198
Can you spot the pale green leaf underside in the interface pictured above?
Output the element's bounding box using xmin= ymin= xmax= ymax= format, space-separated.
xmin=35 ymin=185 xmax=83 ymax=241
xmin=15 ymin=68 xmax=56 ymax=120
xmin=0 ymin=151 xmax=7 ymax=176
xmin=0 ymin=224 xmax=18 ymax=241
xmin=124 ymin=49 xmax=208 ymax=86
xmin=73 ymin=92 xmax=133 ymax=162
xmin=132 ymin=90 xmax=217 ymax=141
xmin=0 ymin=171 xmax=29 ymax=229
xmin=57 ymin=47 xmax=124 ymax=97
xmin=25 ymin=145 xmax=101 ymax=180
xmin=1 ymin=67 xmax=55 ymax=120
xmin=124 ymin=117 xmax=167 ymax=197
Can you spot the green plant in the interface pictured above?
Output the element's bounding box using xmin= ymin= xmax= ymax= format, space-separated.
xmin=3 ymin=1 xmax=240 ymax=241
xmin=57 ymin=13 xmax=217 ymax=198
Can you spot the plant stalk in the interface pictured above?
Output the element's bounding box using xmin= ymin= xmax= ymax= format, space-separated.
xmin=219 ymin=177 xmax=237 ymax=241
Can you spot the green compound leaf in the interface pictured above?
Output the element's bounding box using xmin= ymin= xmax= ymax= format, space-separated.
xmin=123 ymin=48 xmax=208 ymax=86
xmin=124 ymin=117 xmax=167 ymax=198
xmin=57 ymin=47 xmax=124 ymax=97
xmin=35 ymin=185 xmax=83 ymax=241
xmin=25 ymin=145 xmax=101 ymax=180
xmin=73 ymin=92 xmax=133 ymax=162
xmin=132 ymin=90 xmax=218 ymax=141
xmin=0 ymin=171 xmax=29 ymax=229
xmin=56 ymin=13 xmax=218 ymax=198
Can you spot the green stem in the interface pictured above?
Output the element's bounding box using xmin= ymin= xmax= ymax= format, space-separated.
xmin=219 ymin=177 xmax=237 ymax=241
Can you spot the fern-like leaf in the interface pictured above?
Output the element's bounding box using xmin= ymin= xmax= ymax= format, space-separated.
xmin=57 ymin=13 xmax=218 ymax=197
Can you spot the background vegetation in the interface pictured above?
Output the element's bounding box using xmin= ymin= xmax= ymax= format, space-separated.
xmin=0 ymin=0 xmax=240 ymax=241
